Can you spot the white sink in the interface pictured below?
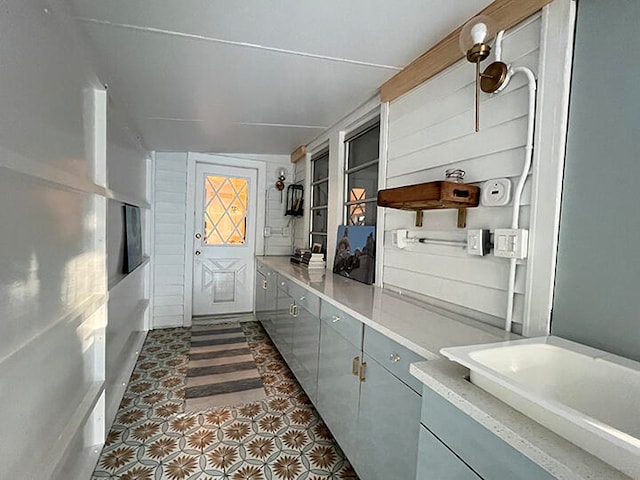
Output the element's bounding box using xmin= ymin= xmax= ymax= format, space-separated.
xmin=441 ymin=336 xmax=640 ymax=478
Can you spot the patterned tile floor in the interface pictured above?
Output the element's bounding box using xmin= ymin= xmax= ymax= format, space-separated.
xmin=92 ymin=321 xmax=358 ymax=480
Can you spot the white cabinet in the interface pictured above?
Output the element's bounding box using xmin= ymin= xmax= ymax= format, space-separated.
xmin=256 ymin=267 xmax=322 ymax=405
xmin=355 ymin=327 xmax=424 ymax=480
xmin=317 ymin=304 xmax=362 ymax=459
xmin=255 ymin=262 xmax=277 ymax=336
xmin=255 ymin=261 xmax=427 ymax=480
xmin=418 ymin=387 xmax=555 ymax=480
xmin=317 ymin=301 xmax=425 ymax=480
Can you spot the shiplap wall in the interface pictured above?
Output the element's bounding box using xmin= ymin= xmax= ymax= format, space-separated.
xmin=383 ymin=15 xmax=542 ymax=329
xmin=151 ymin=152 xmax=292 ymax=328
xmin=104 ymin=112 xmax=150 ymax=427
xmin=292 ymin=157 xmax=308 ymax=249
xmin=152 ymin=152 xmax=189 ymax=328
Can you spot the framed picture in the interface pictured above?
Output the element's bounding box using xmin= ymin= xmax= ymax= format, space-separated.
xmin=123 ymin=204 xmax=143 ymax=273
xmin=333 ymin=225 xmax=375 ymax=285
xmin=311 ymin=243 xmax=323 ymax=254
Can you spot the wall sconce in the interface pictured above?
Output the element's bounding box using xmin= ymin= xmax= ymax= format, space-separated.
xmin=459 ymin=15 xmax=509 ymax=132
xmin=275 ymin=167 xmax=287 ymax=202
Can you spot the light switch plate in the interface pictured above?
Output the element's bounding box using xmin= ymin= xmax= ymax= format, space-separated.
xmin=467 ymin=229 xmax=490 ymax=256
xmin=493 ymin=228 xmax=529 ymax=259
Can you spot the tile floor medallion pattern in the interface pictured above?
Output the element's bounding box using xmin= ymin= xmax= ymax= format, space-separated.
xmin=92 ymin=321 xmax=358 ymax=479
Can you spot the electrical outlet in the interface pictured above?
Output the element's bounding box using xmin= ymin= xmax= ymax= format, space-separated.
xmin=392 ymin=229 xmax=409 ymax=249
xmin=467 ymin=229 xmax=491 ymax=256
xmin=482 ymin=178 xmax=512 ymax=206
xmin=282 ymin=227 xmax=290 ymax=236
xmin=263 ymin=227 xmax=271 ymax=237
xmin=493 ymin=228 xmax=529 ymax=259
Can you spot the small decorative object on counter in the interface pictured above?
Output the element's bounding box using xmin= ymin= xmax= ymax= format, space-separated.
xmin=307 ymin=253 xmax=326 ymax=269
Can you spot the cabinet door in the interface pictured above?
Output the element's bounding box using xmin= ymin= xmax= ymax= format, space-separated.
xmin=291 ymin=303 xmax=320 ymax=403
xmin=421 ymin=388 xmax=556 ymax=480
xmin=317 ymin=321 xmax=361 ymax=460
xmin=254 ymin=270 xmax=267 ymax=320
xmin=273 ymin=287 xmax=294 ymax=361
xmin=355 ymin=354 xmax=422 ymax=480
xmin=416 ymin=426 xmax=481 ymax=480
xmin=261 ymin=275 xmax=277 ymax=338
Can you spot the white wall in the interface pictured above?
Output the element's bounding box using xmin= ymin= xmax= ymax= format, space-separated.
xmin=152 ymin=152 xmax=189 ymax=328
xmin=292 ymin=158 xmax=308 ymax=249
xmin=305 ymin=97 xmax=382 ymax=269
xmin=383 ymin=15 xmax=542 ymax=329
xmin=104 ymin=110 xmax=150 ymax=429
xmin=382 ymin=2 xmax=573 ymax=333
xmin=151 ymin=151 xmax=291 ymax=328
xmin=0 ymin=0 xmax=149 ymax=477
xmin=299 ymin=1 xmax=573 ymax=335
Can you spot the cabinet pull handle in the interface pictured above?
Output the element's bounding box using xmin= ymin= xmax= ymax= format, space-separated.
xmin=389 ymin=353 xmax=401 ymax=363
xmin=352 ymin=356 xmax=360 ymax=376
xmin=291 ymin=304 xmax=298 ymax=317
xmin=359 ymin=361 xmax=367 ymax=382
xmin=262 ymin=280 xmax=268 ymax=290
xmin=299 ymin=296 xmax=306 ymax=302
xmin=331 ymin=315 xmax=341 ymax=323
xmin=289 ymin=304 xmax=294 ymax=315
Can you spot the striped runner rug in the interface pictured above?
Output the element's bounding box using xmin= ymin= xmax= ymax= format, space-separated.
xmin=184 ymin=321 xmax=267 ymax=411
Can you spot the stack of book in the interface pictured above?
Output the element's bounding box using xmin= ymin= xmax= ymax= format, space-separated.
xmin=290 ymin=248 xmax=325 ymax=269
xmin=290 ymin=247 xmax=311 ymax=265
xmin=307 ymin=253 xmax=325 ymax=269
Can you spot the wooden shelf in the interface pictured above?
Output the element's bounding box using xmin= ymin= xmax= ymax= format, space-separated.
xmin=377 ymin=181 xmax=479 ymax=227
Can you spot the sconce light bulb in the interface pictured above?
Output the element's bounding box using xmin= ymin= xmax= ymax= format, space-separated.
xmin=470 ymin=22 xmax=488 ymax=45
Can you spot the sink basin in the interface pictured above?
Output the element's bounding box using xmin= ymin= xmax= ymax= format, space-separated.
xmin=441 ymin=336 xmax=640 ymax=478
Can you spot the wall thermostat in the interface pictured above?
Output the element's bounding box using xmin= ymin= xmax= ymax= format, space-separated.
xmin=481 ymin=178 xmax=512 ymax=206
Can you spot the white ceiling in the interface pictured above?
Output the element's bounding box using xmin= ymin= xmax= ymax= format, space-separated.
xmin=67 ymin=0 xmax=492 ymax=154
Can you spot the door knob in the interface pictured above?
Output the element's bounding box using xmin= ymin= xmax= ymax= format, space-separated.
xmin=195 ymin=250 xmax=201 ymax=255
xmin=195 ymin=232 xmax=202 ymax=239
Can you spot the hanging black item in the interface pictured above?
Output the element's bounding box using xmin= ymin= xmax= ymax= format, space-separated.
xmin=285 ymin=184 xmax=304 ymax=216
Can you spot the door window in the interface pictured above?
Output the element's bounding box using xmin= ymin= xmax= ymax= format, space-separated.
xmin=203 ymin=175 xmax=248 ymax=245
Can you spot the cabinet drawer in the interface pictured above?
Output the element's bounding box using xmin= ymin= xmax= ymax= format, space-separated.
xmin=288 ymin=281 xmax=320 ymax=318
xmin=421 ymin=387 xmax=555 ymax=480
xmin=320 ymin=301 xmax=362 ymax=347
xmin=364 ymin=326 xmax=426 ymax=394
xmin=256 ymin=262 xmax=275 ymax=277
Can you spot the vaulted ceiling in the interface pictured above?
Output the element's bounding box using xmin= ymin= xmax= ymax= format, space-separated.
xmin=68 ymin=0 xmax=493 ymax=154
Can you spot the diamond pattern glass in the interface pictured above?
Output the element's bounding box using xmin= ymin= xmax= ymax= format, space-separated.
xmin=203 ymin=176 xmax=248 ymax=245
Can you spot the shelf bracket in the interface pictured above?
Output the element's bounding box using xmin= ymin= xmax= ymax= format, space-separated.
xmin=415 ymin=210 xmax=423 ymax=227
xmin=457 ymin=208 xmax=467 ymax=228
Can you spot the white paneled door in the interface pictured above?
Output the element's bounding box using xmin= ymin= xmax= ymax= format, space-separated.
xmin=192 ymin=163 xmax=257 ymax=315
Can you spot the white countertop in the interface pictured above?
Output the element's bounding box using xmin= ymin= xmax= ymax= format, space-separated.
xmin=410 ymin=360 xmax=630 ymax=480
xmin=257 ymin=256 xmax=513 ymax=359
xmin=258 ymin=256 xmax=630 ymax=480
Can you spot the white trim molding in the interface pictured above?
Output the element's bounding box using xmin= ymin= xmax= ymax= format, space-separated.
xmin=523 ymin=0 xmax=576 ymax=336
